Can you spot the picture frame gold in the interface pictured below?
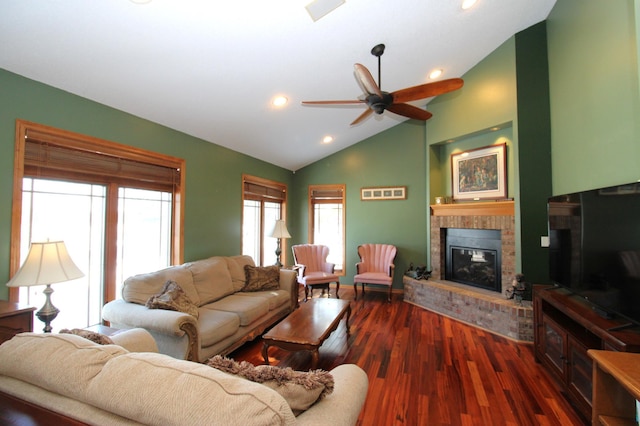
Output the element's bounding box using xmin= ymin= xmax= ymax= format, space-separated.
xmin=451 ymin=143 xmax=507 ymax=201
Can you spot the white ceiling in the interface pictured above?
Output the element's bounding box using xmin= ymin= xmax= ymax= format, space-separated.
xmin=0 ymin=0 xmax=556 ymax=171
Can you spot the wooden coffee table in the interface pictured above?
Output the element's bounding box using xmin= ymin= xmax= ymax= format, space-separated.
xmin=262 ymin=298 xmax=351 ymax=370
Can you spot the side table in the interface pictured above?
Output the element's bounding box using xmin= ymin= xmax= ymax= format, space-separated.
xmin=0 ymin=301 xmax=36 ymax=344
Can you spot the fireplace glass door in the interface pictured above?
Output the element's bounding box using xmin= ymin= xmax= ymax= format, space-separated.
xmin=445 ymin=228 xmax=501 ymax=292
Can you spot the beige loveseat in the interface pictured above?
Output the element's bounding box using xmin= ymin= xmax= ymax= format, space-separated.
xmin=102 ymin=255 xmax=298 ymax=362
xmin=0 ymin=332 xmax=369 ymax=425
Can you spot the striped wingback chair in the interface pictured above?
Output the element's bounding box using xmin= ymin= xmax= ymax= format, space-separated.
xmin=291 ymin=244 xmax=340 ymax=302
xmin=353 ymin=243 xmax=397 ymax=302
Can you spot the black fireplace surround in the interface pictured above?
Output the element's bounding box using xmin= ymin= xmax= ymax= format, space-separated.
xmin=445 ymin=228 xmax=502 ymax=292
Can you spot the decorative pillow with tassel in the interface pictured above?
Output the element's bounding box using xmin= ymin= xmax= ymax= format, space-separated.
xmin=206 ymin=355 xmax=334 ymax=415
xmin=146 ymin=280 xmax=199 ymax=318
xmin=59 ymin=328 xmax=114 ymax=345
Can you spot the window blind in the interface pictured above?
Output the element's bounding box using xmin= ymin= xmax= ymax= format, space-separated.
xmin=24 ymin=137 xmax=180 ymax=191
xmin=243 ymin=179 xmax=286 ymax=202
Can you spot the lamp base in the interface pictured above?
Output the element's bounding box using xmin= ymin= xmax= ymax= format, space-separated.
xmin=274 ymin=239 xmax=283 ymax=267
xmin=35 ymin=284 xmax=60 ymax=333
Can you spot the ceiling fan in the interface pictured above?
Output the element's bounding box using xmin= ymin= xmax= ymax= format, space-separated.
xmin=302 ymin=44 xmax=464 ymax=125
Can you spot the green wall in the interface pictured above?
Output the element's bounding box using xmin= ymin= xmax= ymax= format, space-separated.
xmin=0 ymin=69 xmax=293 ymax=300
xmin=515 ymin=22 xmax=552 ymax=284
xmin=547 ymin=0 xmax=640 ymax=194
xmin=292 ymin=121 xmax=427 ymax=291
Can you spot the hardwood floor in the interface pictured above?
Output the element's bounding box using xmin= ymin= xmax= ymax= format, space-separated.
xmin=230 ymin=288 xmax=586 ymax=426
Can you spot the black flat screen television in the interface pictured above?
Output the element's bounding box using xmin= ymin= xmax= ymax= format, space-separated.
xmin=548 ymin=181 xmax=640 ymax=327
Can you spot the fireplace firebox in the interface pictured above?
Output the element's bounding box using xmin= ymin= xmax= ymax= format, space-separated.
xmin=445 ymin=228 xmax=502 ymax=292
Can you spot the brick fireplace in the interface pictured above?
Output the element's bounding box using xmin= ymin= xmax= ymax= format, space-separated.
xmin=403 ymin=201 xmax=534 ymax=342
xmin=430 ymin=201 xmax=516 ymax=292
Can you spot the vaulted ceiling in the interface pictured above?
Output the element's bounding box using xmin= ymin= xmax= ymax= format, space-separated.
xmin=0 ymin=0 xmax=556 ymax=171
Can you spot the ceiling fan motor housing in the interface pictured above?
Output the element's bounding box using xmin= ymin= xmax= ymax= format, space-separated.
xmin=367 ymin=92 xmax=393 ymax=114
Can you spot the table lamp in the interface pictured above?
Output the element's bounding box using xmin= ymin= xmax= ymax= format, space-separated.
xmin=269 ymin=220 xmax=291 ymax=267
xmin=6 ymin=240 xmax=84 ymax=333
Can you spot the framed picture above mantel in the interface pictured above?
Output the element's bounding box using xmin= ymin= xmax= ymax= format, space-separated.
xmin=451 ymin=143 xmax=507 ymax=201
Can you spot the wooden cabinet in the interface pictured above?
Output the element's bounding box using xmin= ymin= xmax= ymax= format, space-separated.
xmin=589 ymin=350 xmax=640 ymax=425
xmin=534 ymin=286 xmax=640 ymax=422
xmin=0 ymin=301 xmax=35 ymax=344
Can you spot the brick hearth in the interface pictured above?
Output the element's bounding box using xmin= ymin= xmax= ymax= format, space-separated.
xmin=403 ymin=201 xmax=533 ymax=342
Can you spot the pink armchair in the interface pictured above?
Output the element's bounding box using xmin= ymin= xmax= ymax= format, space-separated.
xmin=292 ymin=244 xmax=340 ymax=302
xmin=354 ymin=243 xmax=397 ymax=302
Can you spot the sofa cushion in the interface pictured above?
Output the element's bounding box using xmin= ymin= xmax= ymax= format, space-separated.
xmin=206 ymin=294 xmax=270 ymax=326
xmin=0 ymin=333 xmax=127 ymax=402
xmin=235 ymin=289 xmax=290 ymax=311
xmin=206 ymin=356 xmax=334 ymax=415
xmin=186 ymin=257 xmax=235 ymax=306
xmin=197 ymin=308 xmax=241 ymax=347
xmin=226 ymin=255 xmax=256 ymax=292
xmin=86 ymin=352 xmax=296 ymax=425
xmin=242 ymin=265 xmax=280 ymax=292
xmin=146 ymin=280 xmax=199 ymax=318
xmin=122 ymin=265 xmax=200 ymax=307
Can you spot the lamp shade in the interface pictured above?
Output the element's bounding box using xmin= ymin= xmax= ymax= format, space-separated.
xmin=6 ymin=241 xmax=84 ymax=288
xmin=269 ymin=220 xmax=291 ymax=239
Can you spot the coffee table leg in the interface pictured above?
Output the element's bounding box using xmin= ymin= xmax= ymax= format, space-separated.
xmin=310 ymin=350 xmax=319 ymax=370
xmin=345 ymin=304 xmax=351 ymax=335
xmin=262 ymin=341 xmax=270 ymax=365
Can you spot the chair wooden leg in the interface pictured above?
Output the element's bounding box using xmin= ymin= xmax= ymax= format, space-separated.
xmin=304 ymin=285 xmax=309 ymax=302
xmin=335 ymin=282 xmax=340 ymax=299
xmin=387 ymin=286 xmax=392 ymax=303
xmin=353 ymin=283 xmax=358 ymax=300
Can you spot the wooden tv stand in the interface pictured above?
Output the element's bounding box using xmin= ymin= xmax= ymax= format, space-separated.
xmin=533 ymin=285 xmax=640 ymax=422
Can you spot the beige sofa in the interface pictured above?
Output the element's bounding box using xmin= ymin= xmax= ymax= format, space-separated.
xmin=102 ymin=255 xmax=298 ymax=362
xmin=0 ymin=332 xmax=369 ymax=425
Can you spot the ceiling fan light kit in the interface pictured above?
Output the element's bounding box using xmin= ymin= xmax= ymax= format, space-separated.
xmin=302 ymin=43 xmax=464 ymax=125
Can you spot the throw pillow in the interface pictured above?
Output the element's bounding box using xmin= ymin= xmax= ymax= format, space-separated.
xmin=59 ymin=328 xmax=114 ymax=345
xmin=206 ymin=355 xmax=334 ymax=415
xmin=242 ymin=265 xmax=280 ymax=292
xmin=146 ymin=280 xmax=199 ymax=318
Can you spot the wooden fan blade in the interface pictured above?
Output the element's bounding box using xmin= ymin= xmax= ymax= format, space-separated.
xmin=302 ymin=100 xmax=365 ymax=105
xmin=386 ymin=103 xmax=433 ymax=121
xmin=392 ymin=78 xmax=464 ymax=104
xmin=350 ymin=108 xmax=374 ymax=126
xmin=354 ymin=63 xmax=383 ymax=97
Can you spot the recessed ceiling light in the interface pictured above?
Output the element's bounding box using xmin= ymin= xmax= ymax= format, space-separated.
xmin=322 ymin=135 xmax=334 ymax=144
xmin=272 ymin=96 xmax=288 ymax=107
xmin=462 ymin=0 xmax=477 ymax=10
xmin=429 ymin=69 xmax=443 ymax=79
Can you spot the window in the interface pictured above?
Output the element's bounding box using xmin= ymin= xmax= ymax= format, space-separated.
xmin=309 ymin=184 xmax=345 ymax=273
xmin=242 ymin=175 xmax=287 ymax=266
xmin=9 ymin=120 xmax=184 ymax=330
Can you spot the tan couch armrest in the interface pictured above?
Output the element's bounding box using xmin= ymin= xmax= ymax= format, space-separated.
xmin=102 ymin=299 xmax=197 ymax=336
xmin=296 ymin=364 xmax=368 ymax=426
xmin=279 ymin=268 xmax=299 ymax=309
xmin=110 ymin=328 xmax=158 ymax=353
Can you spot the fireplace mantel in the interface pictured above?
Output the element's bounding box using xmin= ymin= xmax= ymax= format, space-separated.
xmin=431 ymin=200 xmax=514 ymax=217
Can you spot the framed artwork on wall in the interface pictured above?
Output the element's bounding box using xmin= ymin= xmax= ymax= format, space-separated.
xmin=361 ymin=186 xmax=407 ymax=201
xmin=451 ymin=143 xmax=507 ymax=201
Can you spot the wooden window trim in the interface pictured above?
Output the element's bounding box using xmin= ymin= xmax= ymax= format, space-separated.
xmin=8 ymin=120 xmax=185 ymax=302
xmin=308 ymin=184 xmax=346 ymax=275
xmin=242 ymin=174 xmax=288 ymax=266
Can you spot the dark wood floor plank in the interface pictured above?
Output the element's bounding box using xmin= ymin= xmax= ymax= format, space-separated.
xmin=229 ymin=288 xmax=586 ymax=425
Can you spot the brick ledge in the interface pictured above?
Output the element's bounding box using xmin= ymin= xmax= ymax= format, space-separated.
xmin=403 ymin=276 xmax=533 ymax=342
